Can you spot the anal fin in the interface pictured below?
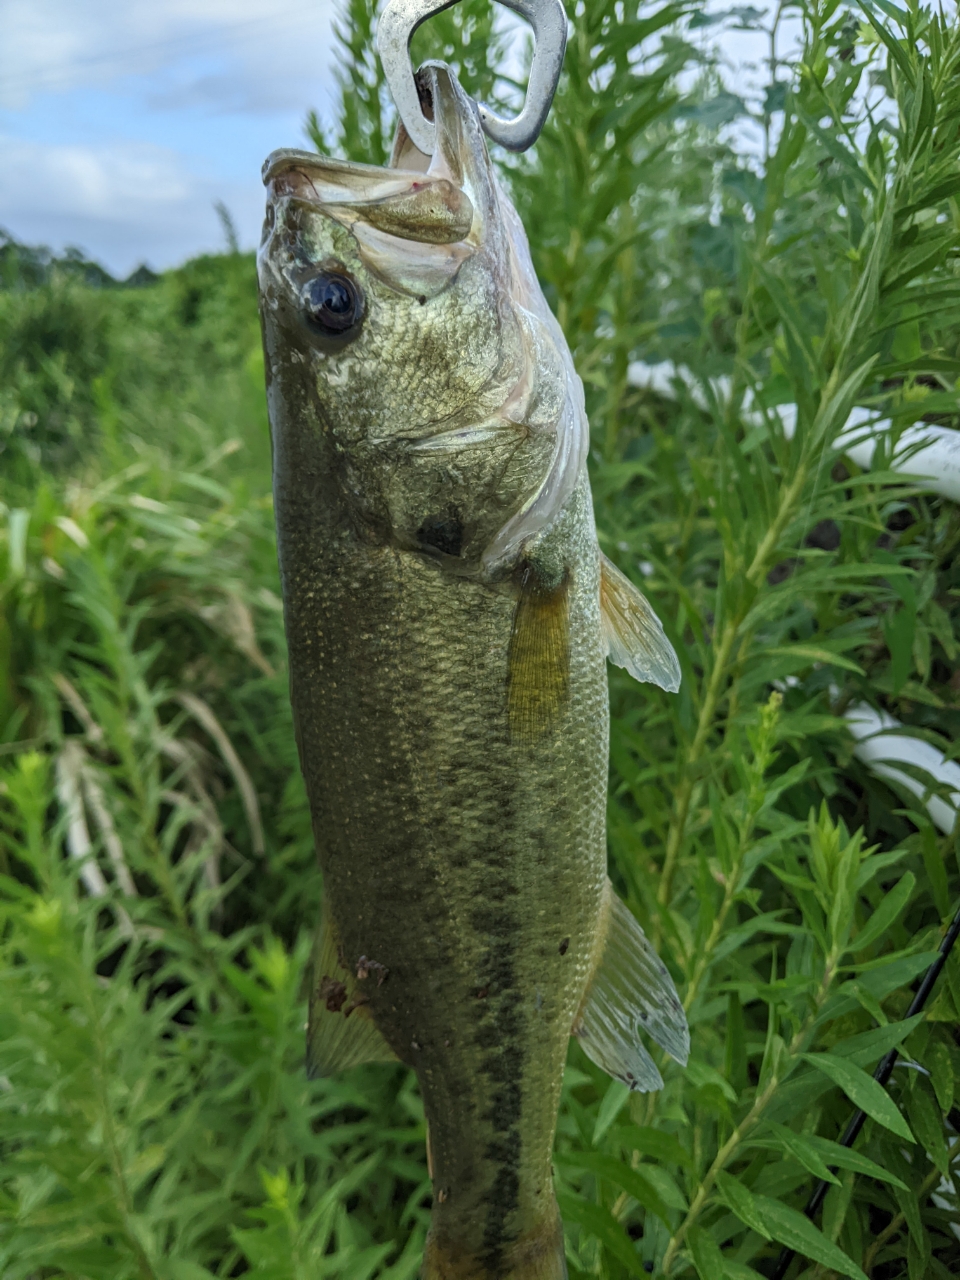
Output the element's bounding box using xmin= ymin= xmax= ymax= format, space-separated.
xmin=573 ymin=882 xmax=689 ymax=1092
xmin=600 ymin=552 xmax=681 ymax=693
xmin=307 ymin=896 xmax=398 ymax=1079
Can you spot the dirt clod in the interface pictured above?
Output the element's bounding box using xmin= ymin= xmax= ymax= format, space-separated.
xmin=319 ymin=975 xmax=347 ymax=1013
xmin=356 ymin=955 xmax=389 ymax=985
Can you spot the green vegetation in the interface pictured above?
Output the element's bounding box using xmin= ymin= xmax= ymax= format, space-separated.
xmin=3 ymin=0 xmax=960 ymax=1275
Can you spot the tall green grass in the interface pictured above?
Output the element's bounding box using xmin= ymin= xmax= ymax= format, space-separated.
xmin=3 ymin=1 xmax=960 ymax=1276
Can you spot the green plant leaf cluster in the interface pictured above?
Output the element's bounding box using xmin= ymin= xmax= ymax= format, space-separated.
xmin=4 ymin=0 xmax=960 ymax=1276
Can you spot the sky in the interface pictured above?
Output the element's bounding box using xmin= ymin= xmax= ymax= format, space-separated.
xmin=0 ymin=1 xmax=787 ymax=278
xmin=0 ymin=0 xmax=341 ymax=276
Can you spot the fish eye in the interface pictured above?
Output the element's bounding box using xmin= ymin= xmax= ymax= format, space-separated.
xmin=301 ymin=271 xmax=364 ymax=337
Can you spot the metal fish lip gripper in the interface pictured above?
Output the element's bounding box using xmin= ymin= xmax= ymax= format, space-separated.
xmin=376 ymin=0 xmax=567 ymax=155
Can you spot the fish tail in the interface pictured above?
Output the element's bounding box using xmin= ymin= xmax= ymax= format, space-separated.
xmin=423 ymin=1200 xmax=566 ymax=1280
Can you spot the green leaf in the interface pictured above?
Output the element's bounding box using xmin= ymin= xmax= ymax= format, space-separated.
xmin=615 ymin=1124 xmax=692 ymax=1169
xmin=748 ymin=1132 xmax=908 ymax=1190
xmin=638 ymin=1163 xmax=688 ymax=1213
xmin=592 ymin=1079 xmax=631 ymax=1145
xmin=884 ymin=605 xmax=916 ymax=694
xmin=892 ymin=1182 xmax=926 ymax=1253
xmin=804 ymin=1136 xmax=908 ymax=1191
xmin=555 ymin=1151 xmax=673 ymax=1228
xmin=921 ymin=819 xmax=951 ymax=916
xmin=685 ymin=1059 xmax=737 ymax=1102
xmin=929 ymin=1039 xmax=954 ymax=1114
xmin=751 ymin=260 xmax=818 ymax=381
xmin=714 ymin=1171 xmax=771 ymax=1240
xmin=844 ymin=982 xmax=889 ymax=1026
xmin=844 ymin=951 xmax=936 ymax=981
xmin=856 ymin=848 xmax=912 ymax=890
xmin=721 ymin=1265 xmax=766 ymax=1280
xmin=906 ymin=1084 xmax=949 ymax=1175
xmin=724 ymin=992 xmax=747 ymax=1094
xmin=768 ymin=867 xmax=819 ymax=895
xmin=765 ymin=645 xmax=864 ymax=674
xmin=843 ymin=951 xmax=938 ymax=998
xmin=166 ymin=1264 xmax=220 ymax=1280
xmin=800 ymin=1053 xmax=914 ymax=1142
xmin=753 ymin=1195 xmax=869 ymax=1280
xmin=829 ymin=1014 xmax=923 ymax=1067
xmin=687 ymin=1225 xmax=726 ymax=1280
xmin=849 ymin=873 xmax=915 ymax=953
xmin=764 ymin=1122 xmax=840 ymax=1185
xmin=556 ymin=1192 xmax=646 ymax=1278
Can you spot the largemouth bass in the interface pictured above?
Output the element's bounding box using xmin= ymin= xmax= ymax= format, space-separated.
xmin=258 ymin=62 xmax=688 ymax=1280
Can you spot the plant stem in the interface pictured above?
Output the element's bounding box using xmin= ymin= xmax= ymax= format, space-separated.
xmin=660 ymin=960 xmax=839 ymax=1276
xmin=660 ymin=1073 xmax=782 ymax=1277
xmin=862 ymin=1166 xmax=943 ymax=1275
xmin=84 ymin=954 xmax=160 ymax=1280
xmin=684 ymin=854 xmax=744 ymax=1013
xmin=745 ymin=461 xmax=809 ymax=589
xmin=657 ymin=619 xmax=738 ymax=910
xmin=657 ymin=451 xmax=812 ymax=918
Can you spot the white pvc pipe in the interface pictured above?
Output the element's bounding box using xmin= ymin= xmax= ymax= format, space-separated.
xmin=627 ymin=361 xmax=960 ymax=502
xmin=835 ymin=407 xmax=960 ymax=504
xmin=846 ymin=703 xmax=960 ymax=836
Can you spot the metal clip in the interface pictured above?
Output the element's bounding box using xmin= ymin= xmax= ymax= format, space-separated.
xmin=377 ymin=0 xmax=567 ymax=155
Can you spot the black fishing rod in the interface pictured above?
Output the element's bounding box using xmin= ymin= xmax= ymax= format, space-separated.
xmin=770 ymin=898 xmax=960 ymax=1280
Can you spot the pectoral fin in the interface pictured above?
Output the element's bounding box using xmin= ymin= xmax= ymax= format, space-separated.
xmin=306 ymin=897 xmax=398 ymax=1079
xmin=600 ymin=553 xmax=681 ymax=693
xmin=573 ymin=883 xmax=689 ymax=1092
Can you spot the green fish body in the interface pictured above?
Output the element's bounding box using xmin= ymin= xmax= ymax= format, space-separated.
xmin=258 ymin=63 xmax=687 ymax=1280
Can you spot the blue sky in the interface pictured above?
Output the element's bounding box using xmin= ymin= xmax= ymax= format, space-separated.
xmin=0 ymin=1 xmax=782 ymax=277
xmin=0 ymin=0 xmax=340 ymax=275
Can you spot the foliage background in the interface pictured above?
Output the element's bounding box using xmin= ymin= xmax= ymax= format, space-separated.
xmin=3 ymin=1 xmax=960 ymax=1276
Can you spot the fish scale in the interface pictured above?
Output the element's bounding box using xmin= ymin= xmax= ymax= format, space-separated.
xmin=259 ymin=61 xmax=688 ymax=1280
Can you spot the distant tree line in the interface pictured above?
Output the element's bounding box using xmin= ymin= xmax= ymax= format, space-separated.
xmin=0 ymin=228 xmax=158 ymax=291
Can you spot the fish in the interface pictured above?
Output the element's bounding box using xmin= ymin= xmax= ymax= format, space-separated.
xmin=257 ymin=60 xmax=688 ymax=1280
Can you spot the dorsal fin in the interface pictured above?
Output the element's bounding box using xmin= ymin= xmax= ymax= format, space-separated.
xmin=573 ymin=883 xmax=689 ymax=1092
xmin=306 ymin=896 xmax=398 ymax=1079
xmin=599 ymin=553 xmax=681 ymax=693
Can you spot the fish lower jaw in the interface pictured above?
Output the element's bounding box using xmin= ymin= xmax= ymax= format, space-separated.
xmin=423 ymin=1201 xmax=565 ymax=1280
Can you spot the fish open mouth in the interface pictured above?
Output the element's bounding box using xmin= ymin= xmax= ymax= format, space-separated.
xmin=261 ymin=63 xmax=500 ymax=251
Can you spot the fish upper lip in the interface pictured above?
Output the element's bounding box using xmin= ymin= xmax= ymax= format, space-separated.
xmin=261 ymin=148 xmax=417 ymax=187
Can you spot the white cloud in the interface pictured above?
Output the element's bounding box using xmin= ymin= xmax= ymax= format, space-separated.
xmin=0 ymin=134 xmax=265 ymax=275
xmin=0 ymin=0 xmax=337 ymax=113
xmin=0 ymin=0 xmax=346 ymax=272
